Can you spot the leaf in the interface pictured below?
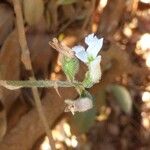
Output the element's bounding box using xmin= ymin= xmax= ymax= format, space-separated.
xmin=62 ymin=57 xmax=79 ymax=81
xmin=57 ymin=0 xmax=76 ymax=5
xmin=72 ymin=91 xmax=96 ymax=133
xmin=107 ymin=85 xmax=132 ymax=114
xmin=26 ymin=32 xmax=56 ymax=79
xmin=0 ymin=101 xmax=7 ymax=141
xmin=23 ymin=0 xmax=44 ymax=26
xmin=0 ymin=31 xmax=21 ymax=111
xmin=0 ymin=4 xmax=14 ymax=46
xmin=73 ymin=107 xmax=96 ymax=133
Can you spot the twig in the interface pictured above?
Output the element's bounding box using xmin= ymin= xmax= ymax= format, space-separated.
xmin=82 ymin=0 xmax=96 ymax=30
xmin=12 ymin=0 xmax=56 ymax=149
xmin=57 ymin=18 xmax=75 ymax=36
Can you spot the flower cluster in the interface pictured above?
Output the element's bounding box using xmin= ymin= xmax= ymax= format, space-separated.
xmin=72 ymin=33 xmax=103 ymax=87
xmin=49 ymin=33 xmax=103 ymax=114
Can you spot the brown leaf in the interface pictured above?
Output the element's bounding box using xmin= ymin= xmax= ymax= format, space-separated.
xmin=0 ymin=31 xmax=21 ymax=112
xmin=62 ymin=5 xmax=75 ymax=20
xmin=46 ymin=0 xmax=58 ymax=32
xmin=98 ymin=0 xmax=126 ymax=37
xmin=26 ymin=31 xmax=57 ymax=79
xmin=0 ymin=100 xmax=7 ymax=141
xmin=23 ymin=0 xmax=44 ymax=26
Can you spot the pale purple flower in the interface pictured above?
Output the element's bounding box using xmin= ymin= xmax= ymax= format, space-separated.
xmin=72 ymin=33 xmax=103 ymax=63
xmin=72 ymin=33 xmax=103 ymax=84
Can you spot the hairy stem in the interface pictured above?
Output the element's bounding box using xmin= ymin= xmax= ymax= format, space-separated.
xmin=0 ymin=80 xmax=77 ymax=88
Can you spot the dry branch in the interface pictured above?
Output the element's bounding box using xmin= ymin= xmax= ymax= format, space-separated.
xmin=12 ymin=0 xmax=55 ymax=149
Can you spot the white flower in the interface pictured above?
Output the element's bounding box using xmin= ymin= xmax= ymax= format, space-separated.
xmin=64 ymin=97 xmax=93 ymax=115
xmin=72 ymin=33 xmax=103 ymax=63
xmin=72 ymin=33 xmax=103 ymax=84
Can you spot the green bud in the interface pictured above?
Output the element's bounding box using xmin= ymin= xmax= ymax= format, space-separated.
xmin=62 ymin=56 xmax=79 ymax=81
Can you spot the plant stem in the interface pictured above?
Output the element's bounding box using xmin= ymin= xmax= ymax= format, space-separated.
xmin=0 ymin=80 xmax=76 ymax=88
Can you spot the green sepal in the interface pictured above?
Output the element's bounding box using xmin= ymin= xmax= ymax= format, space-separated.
xmin=82 ymin=71 xmax=94 ymax=88
xmin=62 ymin=56 xmax=79 ymax=81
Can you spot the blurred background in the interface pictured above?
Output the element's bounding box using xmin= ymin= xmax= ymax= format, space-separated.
xmin=0 ymin=0 xmax=150 ymax=149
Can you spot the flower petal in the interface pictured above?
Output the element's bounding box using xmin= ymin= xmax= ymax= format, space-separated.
xmin=86 ymin=38 xmax=103 ymax=58
xmin=72 ymin=45 xmax=85 ymax=53
xmin=85 ymin=33 xmax=95 ymax=45
xmin=89 ymin=55 xmax=102 ymax=83
xmin=72 ymin=45 xmax=88 ymax=62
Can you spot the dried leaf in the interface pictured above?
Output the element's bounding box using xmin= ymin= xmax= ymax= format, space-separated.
xmin=0 ymin=31 xmax=21 ymax=111
xmin=62 ymin=5 xmax=75 ymax=20
xmin=49 ymin=38 xmax=75 ymax=58
xmin=0 ymin=4 xmax=14 ymax=46
xmin=23 ymin=0 xmax=44 ymax=26
xmin=0 ymin=100 xmax=7 ymax=141
xmin=26 ymin=32 xmax=56 ymax=79
xmin=47 ymin=0 xmax=58 ymax=32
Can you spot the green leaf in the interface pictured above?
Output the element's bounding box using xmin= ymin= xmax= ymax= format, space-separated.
xmin=62 ymin=56 xmax=79 ymax=81
xmin=107 ymin=85 xmax=132 ymax=114
xmin=23 ymin=0 xmax=44 ymax=26
xmin=73 ymin=107 xmax=96 ymax=133
xmin=57 ymin=0 xmax=76 ymax=5
xmin=72 ymin=91 xmax=96 ymax=133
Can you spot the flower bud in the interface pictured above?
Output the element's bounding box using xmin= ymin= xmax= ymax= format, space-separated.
xmin=65 ymin=97 xmax=93 ymax=115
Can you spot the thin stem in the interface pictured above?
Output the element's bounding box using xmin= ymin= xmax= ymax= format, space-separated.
xmin=82 ymin=0 xmax=96 ymax=30
xmin=30 ymin=77 xmax=55 ymax=150
xmin=12 ymin=0 xmax=56 ymax=149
